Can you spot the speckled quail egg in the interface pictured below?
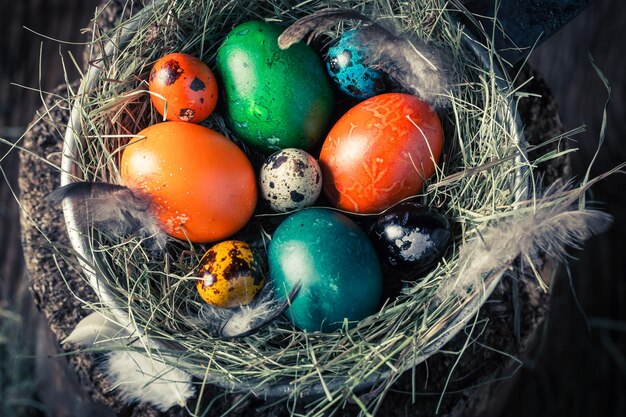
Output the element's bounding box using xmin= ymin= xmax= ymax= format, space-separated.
xmin=259 ymin=149 xmax=322 ymax=212
xmin=196 ymin=240 xmax=265 ymax=308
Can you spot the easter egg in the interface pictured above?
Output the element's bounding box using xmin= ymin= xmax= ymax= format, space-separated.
xmin=196 ymin=240 xmax=265 ymax=308
xmin=216 ymin=21 xmax=335 ymax=152
xmin=121 ymin=122 xmax=257 ymax=242
xmin=259 ymin=149 xmax=322 ymax=212
xmin=319 ymin=93 xmax=443 ymax=214
xmin=369 ymin=202 xmax=451 ymax=274
xmin=148 ymin=52 xmax=218 ymax=123
xmin=268 ymin=208 xmax=382 ymax=332
xmin=326 ymin=29 xmax=386 ymax=99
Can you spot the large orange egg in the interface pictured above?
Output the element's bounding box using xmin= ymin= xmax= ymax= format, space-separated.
xmin=319 ymin=93 xmax=443 ymax=214
xmin=148 ymin=52 xmax=218 ymax=123
xmin=121 ymin=122 xmax=257 ymax=242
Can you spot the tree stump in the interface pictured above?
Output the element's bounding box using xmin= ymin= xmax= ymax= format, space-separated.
xmin=18 ymin=2 xmax=568 ymax=416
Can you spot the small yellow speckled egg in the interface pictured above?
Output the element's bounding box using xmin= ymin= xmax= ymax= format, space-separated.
xmin=196 ymin=240 xmax=265 ymax=308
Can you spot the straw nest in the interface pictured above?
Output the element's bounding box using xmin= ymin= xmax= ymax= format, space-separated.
xmin=54 ymin=0 xmax=580 ymax=415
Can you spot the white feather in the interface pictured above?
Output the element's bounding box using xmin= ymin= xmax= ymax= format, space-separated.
xmin=221 ymin=296 xmax=277 ymax=338
xmin=195 ymin=288 xmax=278 ymax=338
xmin=64 ymin=311 xmax=195 ymax=411
xmin=106 ymin=349 xmax=194 ymax=411
xmin=62 ymin=311 xmax=126 ymax=347
xmin=438 ymin=187 xmax=613 ymax=300
xmin=193 ymin=283 xmax=301 ymax=339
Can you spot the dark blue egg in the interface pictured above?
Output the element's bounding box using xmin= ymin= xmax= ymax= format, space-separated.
xmin=369 ymin=202 xmax=451 ymax=275
xmin=325 ymin=30 xmax=386 ymax=99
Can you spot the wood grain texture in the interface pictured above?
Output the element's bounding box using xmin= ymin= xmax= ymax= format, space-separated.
xmin=0 ymin=1 xmax=108 ymax=416
xmin=512 ymin=1 xmax=626 ymax=416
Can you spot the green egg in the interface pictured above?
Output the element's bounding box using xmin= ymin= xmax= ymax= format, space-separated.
xmin=268 ymin=208 xmax=382 ymax=332
xmin=216 ymin=21 xmax=334 ymax=153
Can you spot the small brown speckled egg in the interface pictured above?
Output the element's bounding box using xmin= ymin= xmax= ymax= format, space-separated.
xmin=259 ymin=149 xmax=322 ymax=213
xmin=196 ymin=240 xmax=265 ymax=308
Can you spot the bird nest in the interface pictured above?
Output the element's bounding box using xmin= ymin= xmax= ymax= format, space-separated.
xmin=52 ymin=0 xmax=599 ymax=416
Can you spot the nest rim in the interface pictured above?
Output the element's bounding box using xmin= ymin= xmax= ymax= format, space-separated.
xmin=59 ymin=0 xmax=528 ymax=405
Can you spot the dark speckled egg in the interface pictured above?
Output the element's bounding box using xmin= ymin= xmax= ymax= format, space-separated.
xmin=325 ymin=29 xmax=386 ymax=99
xmin=370 ymin=202 xmax=451 ymax=275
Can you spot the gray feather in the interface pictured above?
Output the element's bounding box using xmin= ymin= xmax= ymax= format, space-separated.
xmin=47 ymin=181 xmax=166 ymax=246
xmin=355 ymin=27 xmax=452 ymax=107
xmin=278 ymin=8 xmax=370 ymax=49
xmin=438 ymin=185 xmax=612 ymax=300
xmin=278 ymin=8 xmax=451 ymax=107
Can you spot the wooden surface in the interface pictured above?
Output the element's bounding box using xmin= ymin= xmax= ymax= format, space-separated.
xmin=0 ymin=2 xmax=112 ymax=416
xmin=1 ymin=1 xmax=624 ymax=416
xmin=511 ymin=2 xmax=626 ymax=415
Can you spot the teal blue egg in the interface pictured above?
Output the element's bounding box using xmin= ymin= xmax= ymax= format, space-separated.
xmin=268 ymin=208 xmax=382 ymax=332
xmin=326 ymin=29 xmax=386 ymax=99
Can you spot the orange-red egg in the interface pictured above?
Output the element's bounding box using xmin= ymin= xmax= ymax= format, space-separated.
xmin=148 ymin=52 xmax=218 ymax=123
xmin=121 ymin=122 xmax=257 ymax=242
xmin=319 ymin=93 xmax=443 ymax=214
